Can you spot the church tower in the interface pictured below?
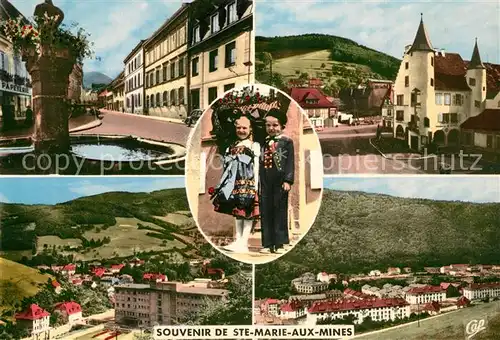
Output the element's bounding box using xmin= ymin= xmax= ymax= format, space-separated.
xmin=393 ymin=14 xmax=435 ymax=149
xmin=466 ymin=39 xmax=487 ymax=117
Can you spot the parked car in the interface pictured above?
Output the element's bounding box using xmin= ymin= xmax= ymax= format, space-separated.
xmin=184 ymin=109 xmax=204 ymax=127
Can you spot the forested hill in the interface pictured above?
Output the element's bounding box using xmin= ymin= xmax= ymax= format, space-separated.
xmin=256 ymin=34 xmax=401 ymax=80
xmin=272 ymin=189 xmax=500 ymax=274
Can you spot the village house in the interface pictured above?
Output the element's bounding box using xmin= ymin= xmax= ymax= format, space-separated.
xmin=51 ymin=280 xmax=62 ymax=295
xmin=306 ymin=298 xmax=410 ymax=325
xmin=278 ymin=300 xmax=306 ymax=320
xmin=369 ymin=270 xmax=382 ymax=277
xmin=387 ymin=267 xmax=401 ymax=275
xmin=129 ymin=258 xmax=145 ymax=267
xmin=316 ymin=272 xmax=330 ymax=283
xmin=144 ymin=4 xmax=189 ymax=119
xmin=53 ymin=302 xmax=83 ymax=326
xmin=462 ymin=282 xmax=500 ymax=300
xmin=392 ymin=15 xmax=500 ymax=151
xmin=15 ymin=304 xmax=51 ymax=340
xmin=188 ymin=0 xmax=254 ymax=111
xmin=110 ymin=71 xmax=125 ymax=111
xmin=405 ymin=285 xmax=446 ymax=305
xmin=143 ymin=273 xmax=167 ymax=282
xmin=124 ymin=40 xmax=145 ymax=114
xmin=344 ymin=288 xmax=374 ymax=300
xmin=62 ymin=264 xmax=76 ymax=276
xmin=261 ymin=298 xmax=280 ymax=316
xmin=110 ymin=264 xmax=125 ymax=274
xmin=289 ymin=87 xmax=337 ymax=129
xmin=340 ymin=79 xmax=393 ymax=118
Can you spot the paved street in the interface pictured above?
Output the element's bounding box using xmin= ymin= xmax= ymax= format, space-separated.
xmin=77 ymin=110 xmax=191 ymax=146
xmin=320 ymin=134 xmax=427 ymax=174
xmin=319 ymin=127 xmax=500 ymax=174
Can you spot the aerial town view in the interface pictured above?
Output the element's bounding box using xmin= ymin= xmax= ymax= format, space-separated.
xmin=256 ymin=1 xmax=500 ymax=174
xmin=254 ymin=177 xmax=500 ymax=339
xmin=0 ymin=0 xmax=254 ymax=174
xmin=0 ymin=177 xmax=252 ymax=340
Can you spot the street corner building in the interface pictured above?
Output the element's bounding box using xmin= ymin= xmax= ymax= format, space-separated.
xmin=386 ymin=15 xmax=500 ymax=158
xmin=188 ymin=0 xmax=254 ymax=112
xmin=186 ymin=86 xmax=323 ymax=251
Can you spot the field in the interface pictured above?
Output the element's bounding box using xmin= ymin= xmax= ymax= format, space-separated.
xmin=272 ymin=49 xmax=371 ymax=79
xmin=0 ymin=250 xmax=33 ymax=261
xmin=37 ymin=235 xmax=83 ymax=251
xmin=79 ymin=217 xmax=187 ymax=261
xmin=153 ymin=213 xmax=194 ymax=228
xmin=0 ymin=257 xmax=52 ymax=315
xmin=356 ymin=301 xmax=500 ymax=340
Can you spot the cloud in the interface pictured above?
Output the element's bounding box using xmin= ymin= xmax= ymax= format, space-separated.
xmin=326 ymin=177 xmax=500 ymax=203
xmin=258 ymin=0 xmax=499 ymax=63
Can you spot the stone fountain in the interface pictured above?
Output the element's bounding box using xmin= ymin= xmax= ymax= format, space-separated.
xmin=0 ymin=0 xmax=186 ymax=174
xmin=24 ymin=0 xmax=74 ymax=154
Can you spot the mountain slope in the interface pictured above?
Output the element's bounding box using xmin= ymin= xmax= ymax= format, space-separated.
xmin=274 ymin=190 xmax=500 ymax=274
xmin=256 ymin=34 xmax=401 ymax=89
xmin=0 ymin=189 xmax=203 ymax=261
xmin=83 ymin=71 xmax=112 ymax=88
xmin=0 ymin=257 xmax=52 ymax=313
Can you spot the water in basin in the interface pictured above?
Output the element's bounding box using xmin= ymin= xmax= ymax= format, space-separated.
xmin=71 ymin=143 xmax=169 ymax=161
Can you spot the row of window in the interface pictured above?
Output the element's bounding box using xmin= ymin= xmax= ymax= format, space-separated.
xmin=146 ymin=24 xmax=187 ymax=67
xmin=192 ymin=1 xmax=238 ymax=45
xmin=127 ymin=53 xmax=142 ymax=76
xmin=126 ymin=73 xmax=142 ymax=92
xmin=205 ymin=41 xmax=237 ymax=74
xmin=145 ymin=87 xmax=185 ymax=108
xmin=0 ymin=51 xmax=28 ymax=78
xmin=395 ymin=111 xmax=459 ymax=125
xmin=146 ymin=57 xmax=186 ymax=88
xmin=396 ymin=93 xmax=475 ymax=107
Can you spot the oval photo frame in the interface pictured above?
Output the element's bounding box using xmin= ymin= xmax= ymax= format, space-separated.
xmin=185 ymin=84 xmax=324 ymax=264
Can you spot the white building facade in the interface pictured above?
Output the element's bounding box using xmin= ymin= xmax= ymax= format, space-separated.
xmin=188 ymin=0 xmax=254 ymax=111
xmin=306 ymin=298 xmax=410 ymax=325
xmin=124 ymin=40 xmax=145 ymax=114
xmin=1 ymin=27 xmax=32 ymax=128
xmin=405 ymin=286 xmax=446 ymax=305
xmin=392 ymin=15 xmax=490 ymax=150
xmin=463 ymin=283 xmax=500 ymax=300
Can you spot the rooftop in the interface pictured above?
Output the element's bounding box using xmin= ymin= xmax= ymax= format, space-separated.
xmin=309 ymin=298 xmax=409 ymax=314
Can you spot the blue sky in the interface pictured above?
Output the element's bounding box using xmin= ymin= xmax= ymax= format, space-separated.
xmin=13 ymin=0 xmax=188 ymax=79
xmin=325 ymin=177 xmax=500 ymax=203
xmin=257 ymin=0 xmax=499 ymax=64
xmin=0 ymin=177 xmax=185 ymax=204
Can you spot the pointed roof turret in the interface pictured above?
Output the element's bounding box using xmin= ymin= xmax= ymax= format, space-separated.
xmin=408 ymin=14 xmax=434 ymax=53
xmin=468 ymin=38 xmax=485 ymax=69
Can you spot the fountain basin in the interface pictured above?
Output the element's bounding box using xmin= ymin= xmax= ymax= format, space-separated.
xmin=0 ymin=134 xmax=186 ymax=174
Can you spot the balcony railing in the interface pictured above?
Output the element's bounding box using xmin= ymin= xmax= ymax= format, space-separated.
xmin=0 ymin=70 xmax=32 ymax=88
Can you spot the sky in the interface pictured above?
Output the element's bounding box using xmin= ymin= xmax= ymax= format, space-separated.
xmin=257 ymin=0 xmax=500 ymax=64
xmin=12 ymin=0 xmax=189 ymax=79
xmin=325 ymin=177 xmax=500 ymax=203
xmin=0 ymin=176 xmax=185 ymax=204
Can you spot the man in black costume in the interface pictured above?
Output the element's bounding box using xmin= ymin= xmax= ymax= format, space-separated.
xmin=259 ymin=108 xmax=294 ymax=254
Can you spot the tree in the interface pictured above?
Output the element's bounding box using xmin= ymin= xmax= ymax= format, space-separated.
xmin=261 ymin=52 xmax=273 ymax=85
xmin=185 ymin=271 xmax=252 ymax=325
